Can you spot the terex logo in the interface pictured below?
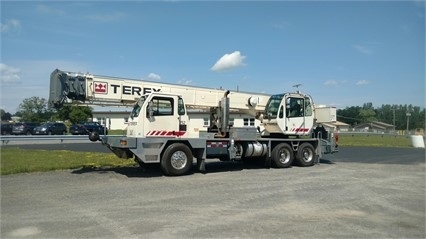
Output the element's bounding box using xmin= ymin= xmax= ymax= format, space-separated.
xmin=94 ymin=82 xmax=108 ymax=94
xmin=110 ymin=84 xmax=161 ymax=96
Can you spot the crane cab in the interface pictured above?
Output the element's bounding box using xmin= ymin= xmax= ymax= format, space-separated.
xmin=127 ymin=93 xmax=189 ymax=138
xmin=262 ymin=93 xmax=315 ymax=137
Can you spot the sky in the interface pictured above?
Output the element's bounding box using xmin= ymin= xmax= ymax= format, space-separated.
xmin=1 ymin=1 xmax=425 ymax=114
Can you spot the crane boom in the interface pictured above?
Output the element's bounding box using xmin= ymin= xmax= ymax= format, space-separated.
xmin=49 ymin=69 xmax=270 ymax=115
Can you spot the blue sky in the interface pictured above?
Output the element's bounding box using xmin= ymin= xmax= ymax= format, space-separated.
xmin=1 ymin=1 xmax=425 ymax=113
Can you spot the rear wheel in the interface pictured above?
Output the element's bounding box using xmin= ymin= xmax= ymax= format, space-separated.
xmin=295 ymin=143 xmax=316 ymax=167
xmin=161 ymin=143 xmax=193 ymax=176
xmin=271 ymin=143 xmax=293 ymax=168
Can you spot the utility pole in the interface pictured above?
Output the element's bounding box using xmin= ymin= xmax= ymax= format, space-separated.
xmin=391 ymin=108 xmax=396 ymax=133
xmin=406 ymin=111 xmax=411 ymax=135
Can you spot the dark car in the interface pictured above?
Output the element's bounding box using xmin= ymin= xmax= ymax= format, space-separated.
xmin=33 ymin=122 xmax=67 ymax=135
xmin=69 ymin=124 xmax=88 ymax=135
xmin=12 ymin=122 xmax=40 ymax=135
xmin=82 ymin=122 xmax=108 ymax=135
xmin=1 ymin=122 xmax=14 ymax=135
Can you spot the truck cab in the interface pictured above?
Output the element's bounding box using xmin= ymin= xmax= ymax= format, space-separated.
xmin=127 ymin=93 xmax=189 ymax=138
xmin=262 ymin=93 xmax=314 ymax=137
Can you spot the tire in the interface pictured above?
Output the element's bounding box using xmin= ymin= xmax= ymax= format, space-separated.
xmin=26 ymin=130 xmax=32 ymax=135
xmin=48 ymin=131 xmax=52 ymax=135
xmin=271 ymin=143 xmax=293 ymax=168
xmin=295 ymin=143 xmax=316 ymax=167
xmin=161 ymin=143 xmax=193 ymax=176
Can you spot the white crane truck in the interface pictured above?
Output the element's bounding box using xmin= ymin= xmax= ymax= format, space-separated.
xmin=49 ymin=69 xmax=338 ymax=176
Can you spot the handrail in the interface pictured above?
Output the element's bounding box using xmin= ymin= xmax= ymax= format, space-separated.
xmin=0 ymin=135 xmax=91 ymax=145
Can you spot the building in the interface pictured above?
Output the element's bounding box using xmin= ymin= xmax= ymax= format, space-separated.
xmin=353 ymin=121 xmax=395 ymax=133
xmin=92 ymin=110 xmax=262 ymax=131
xmin=322 ymin=121 xmax=350 ymax=132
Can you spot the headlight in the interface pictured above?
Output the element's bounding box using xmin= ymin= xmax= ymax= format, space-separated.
xmin=41 ymin=127 xmax=47 ymax=131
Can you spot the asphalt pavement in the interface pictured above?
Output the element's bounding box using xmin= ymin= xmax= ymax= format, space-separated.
xmin=1 ymin=146 xmax=425 ymax=238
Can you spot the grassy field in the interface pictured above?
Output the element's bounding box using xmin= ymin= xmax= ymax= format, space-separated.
xmin=338 ymin=133 xmax=413 ymax=147
xmin=0 ymin=148 xmax=135 ymax=175
xmin=0 ymin=133 xmax=421 ymax=175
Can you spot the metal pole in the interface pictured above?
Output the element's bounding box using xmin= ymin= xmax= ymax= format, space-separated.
xmin=406 ymin=112 xmax=411 ymax=135
xmin=392 ymin=109 xmax=396 ymax=133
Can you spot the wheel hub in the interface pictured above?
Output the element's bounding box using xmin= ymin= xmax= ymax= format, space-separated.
xmin=170 ymin=151 xmax=187 ymax=170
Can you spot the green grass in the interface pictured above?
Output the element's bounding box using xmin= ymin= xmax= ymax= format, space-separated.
xmin=0 ymin=148 xmax=135 ymax=175
xmin=108 ymin=129 xmax=126 ymax=135
xmin=338 ymin=134 xmax=413 ymax=147
xmin=0 ymin=133 xmax=420 ymax=175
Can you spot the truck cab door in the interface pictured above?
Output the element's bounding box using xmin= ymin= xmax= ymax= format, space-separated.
xmin=284 ymin=96 xmax=313 ymax=135
xmin=144 ymin=95 xmax=188 ymax=138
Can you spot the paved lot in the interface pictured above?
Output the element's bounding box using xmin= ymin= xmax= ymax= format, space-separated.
xmin=1 ymin=147 xmax=425 ymax=238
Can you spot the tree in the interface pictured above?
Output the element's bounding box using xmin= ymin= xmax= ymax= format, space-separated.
xmin=55 ymin=105 xmax=92 ymax=124
xmin=338 ymin=103 xmax=425 ymax=131
xmin=1 ymin=109 xmax=12 ymax=121
xmin=358 ymin=108 xmax=377 ymax=123
xmin=17 ymin=96 xmax=53 ymax=122
xmin=337 ymin=106 xmax=362 ymax=126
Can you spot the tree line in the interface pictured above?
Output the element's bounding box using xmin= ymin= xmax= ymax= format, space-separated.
xmin=337 ymin=102 xmax=425 ymax=130
xmin=1 ymin=96 xmax=92 ymax=124
xmin=1 ymin=97 xmax=425 ymax=131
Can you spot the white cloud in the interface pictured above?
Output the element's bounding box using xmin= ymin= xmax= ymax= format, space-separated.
xmin=36 ymin=5 xmax=64 ymax=15
xmin=356 ymin=80 xmax=370 ymax=85
xmin=0 ymin=19 xmax=21 ymax=33
xmin=87 ymin=12 xmax=126 ymax=23
xmin=352 ymin=44 xmax=372 ymax=54
xmin=324 ymin=80 xmax=338 ymax=86
xmin=147 ymin=73 xmax=161 ymax=81
xmin=273 ymin=21 xmax=291 ymax=30
xmin=177 ymin=78 xmax=193 ymax=85
xmin=211 ymin=51 xmax=246 ymax=72
xmin=0 ymin=63 xmax=21 ymax=83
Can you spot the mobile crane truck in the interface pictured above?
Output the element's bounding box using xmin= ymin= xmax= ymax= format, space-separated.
xmin=49 ymin=69 xmax=338 ymax=176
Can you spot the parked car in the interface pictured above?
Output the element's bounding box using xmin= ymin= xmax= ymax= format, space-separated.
xmin=82 ymin=122 xmax=108 ymax=135
xmin=33 ymin=122 xmax=67 ymax=135
xmin=12 ymin=122 xmax=40 ymax=135
xmin=69 ymin=124 xmax=88 ymax=135
xmin=1 ymin=122 xmax=14 ymax=135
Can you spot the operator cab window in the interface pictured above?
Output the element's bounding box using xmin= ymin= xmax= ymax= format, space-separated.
xmin=265 ymin=94 xmax=284 ymax=118
xmin=177 ymin=97 xmax=185 ymax=115
xmin=286 ymin=97 xmax=304 ymax=118
xmin=148 ymin=97 xmax=174 ymax=116
xmin=304 ymin=97 xmax=313 ymax=116
xmin=131 ymin=95 xmax=146 ymax=119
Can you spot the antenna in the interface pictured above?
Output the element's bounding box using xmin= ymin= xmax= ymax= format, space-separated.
xmin=293 ymin=84 xmax=302 ymax=93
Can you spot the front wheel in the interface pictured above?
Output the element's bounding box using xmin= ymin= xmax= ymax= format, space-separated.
xmin=161 ymin=143 xmax=193 ymax=176
xmin=295 ymin=143 xmax=316 ymax=167
xmin=271 ymin=143 xmax=293 ymax=168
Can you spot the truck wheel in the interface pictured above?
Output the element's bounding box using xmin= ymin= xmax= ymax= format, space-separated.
xmin=161 ymin=143 xmax=193 ymax=176
xmin=271 ymin=143 xmax=293 ymax=168
xmin=295 ymin=143 xmax=316 ymax=167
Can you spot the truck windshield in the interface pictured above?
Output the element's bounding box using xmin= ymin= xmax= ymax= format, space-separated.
xmin=265 ymin=94 xmax=284 ymax=118
xmin=131 ymin=96 xmax=146 ymax=119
